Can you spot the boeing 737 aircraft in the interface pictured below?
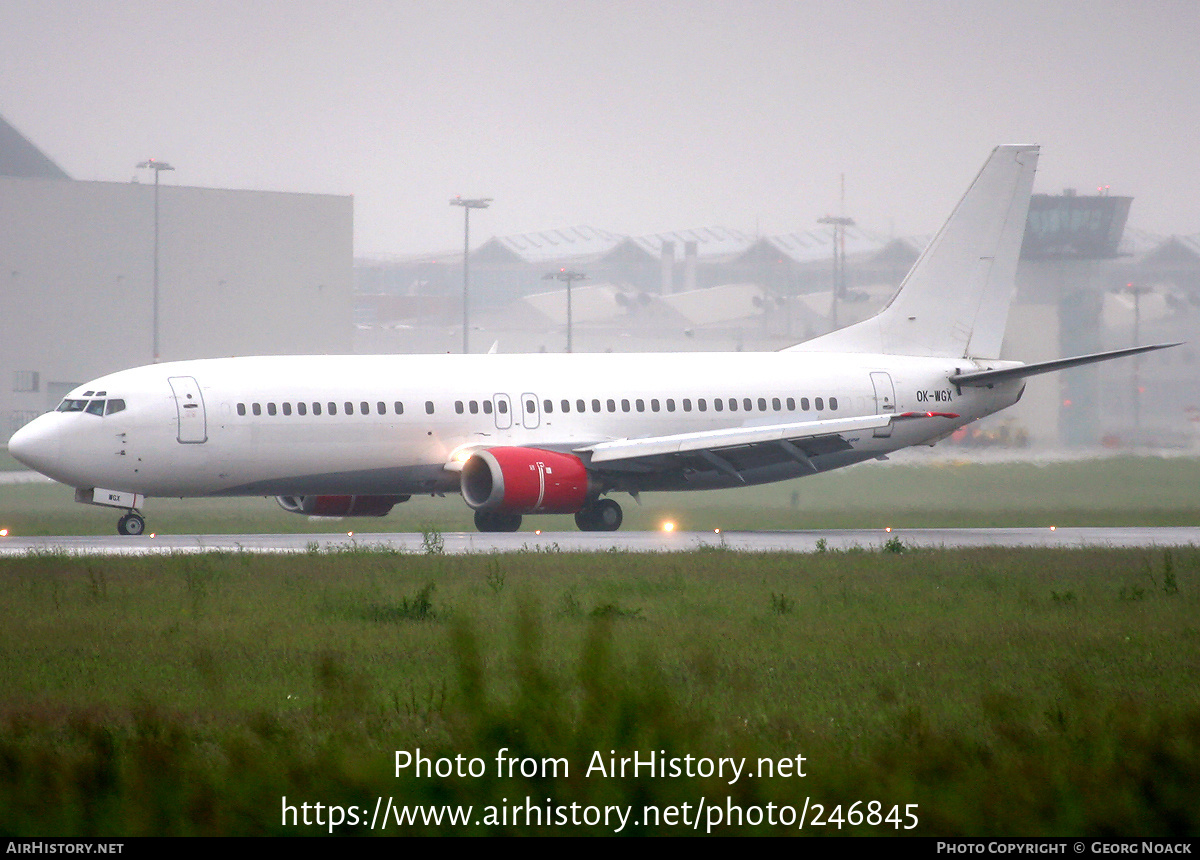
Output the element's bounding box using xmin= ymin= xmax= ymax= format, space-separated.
xmin=7 ymin=146 xmax=1177 ymax=535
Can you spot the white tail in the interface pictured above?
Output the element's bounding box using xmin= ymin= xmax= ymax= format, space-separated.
xmin=789 ymin=145 xmax=1039 ymax=359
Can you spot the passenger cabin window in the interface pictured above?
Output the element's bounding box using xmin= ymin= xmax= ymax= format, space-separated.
xmin=425 ymin=401 xmax=435 ymax=415
xmin=815 ymin=397 xmax=824 ymax=411
xmin=313 ymin=403 xmax=322 ymax=415
xmin=698 ymin=399 xmax=707 ymax=412
xmin=526 ymin=398 xmax=537 ymax=413
xmin=606 ymin=399 xmax=616 ymax=413
xmin=394 ymin=401 xmax=404 ymax=415
xmin=483 ymin=401 xmax=492 ymax=414
xmin=800 ymin=398 xmax=810 ymax=411
xmin=667 ymin=399 xmax=676 ymax=412
xmin=496 ymin=400 xmax=506 ymax=414
xmin=543 ymin=399 xmax=553 ymax=414
xmin=298 ymin=402 xmax=307 ymax=416
xmin=714 ymin=399 xmax=723 ymax=412
xmin=829 ymin=397 xmax=838 ymax=410
xmin=591 ymin=399 xmax=600 ymax=412
xmin=470 ymin=400 xmax=479 ymax=414
xmin=577 ymin=399 xmax=586 ymax=412
xmin=267 ymin=403 xmax=277 ymax=416
xmin=787 ymin=397 xmax=796 ymax=410
xmin=328 ymin=402 xmax=337 ymax=415
xmin=377 ymin=401 xmax=386 ymax=415
xmin=682 ymin=399 xmax=692 ymax=412
xmin=360 ymin=401 xmax=369 ymax=415
xmin=283 ymin=403 xmax=292 ymax=416
xmin=237 ymin=403 xmax=246 ymax=416
xmin=561 ymin=400 xmax=571 ymax=413
xmin=621 ymin=399 xmax=630 ymax=412
xmin=344 ymin=401 xmax=353 ymax=415
xmin=252 ymin=403 xmax=262 ymax=416
xmin=455 ymin=401 xmax=465 ymax=414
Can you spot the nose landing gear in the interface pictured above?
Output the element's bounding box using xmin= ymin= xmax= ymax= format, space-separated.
xmin=117 ymin=512 xmax=146 ymax=536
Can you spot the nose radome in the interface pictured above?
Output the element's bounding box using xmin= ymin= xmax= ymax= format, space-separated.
xmin=7 ymin=415 xmax=62 ymax=477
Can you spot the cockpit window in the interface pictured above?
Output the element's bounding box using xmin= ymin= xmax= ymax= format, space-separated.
xmin=57 ymin=397 xmax=125 ymax=415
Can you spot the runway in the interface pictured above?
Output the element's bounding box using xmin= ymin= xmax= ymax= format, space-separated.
xmin=2 ymin=527 xmax=1199 ymax=556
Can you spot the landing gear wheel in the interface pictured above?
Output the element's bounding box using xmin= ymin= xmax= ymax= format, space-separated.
xmin=117 ymin=513 xmax=146 ymax=536
xmin=473 ymin=510 xmax=522 ymax=533
xmin=575 ymin=498 xmax=623 ymax=532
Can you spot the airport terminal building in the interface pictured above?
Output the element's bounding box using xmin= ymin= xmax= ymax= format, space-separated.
xmin=355 ymin=196 xmax=1199 ymax=450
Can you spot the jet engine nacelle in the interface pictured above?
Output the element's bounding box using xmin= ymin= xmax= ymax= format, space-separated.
xmin=275 ymin=494 xmax=410 ymax=517
xmin=461 ymin=447 xmax=591 ymax=514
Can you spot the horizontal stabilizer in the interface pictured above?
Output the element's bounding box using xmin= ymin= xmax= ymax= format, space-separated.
xmin=950 ymin=342 xmax=1182 ymax=387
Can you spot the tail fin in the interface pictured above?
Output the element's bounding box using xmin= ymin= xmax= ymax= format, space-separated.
xmin=789 ymin=144 xmax=1039 ymax=359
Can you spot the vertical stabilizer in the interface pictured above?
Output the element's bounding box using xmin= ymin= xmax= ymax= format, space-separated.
xmin=789 ymin=145 xmax=1038 ymax=359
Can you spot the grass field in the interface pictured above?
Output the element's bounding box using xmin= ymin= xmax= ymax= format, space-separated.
xmin=1 ymin=543 xmax=1197 ymax=836
xmin=3 ymin=452 xmax=1200 ymax=535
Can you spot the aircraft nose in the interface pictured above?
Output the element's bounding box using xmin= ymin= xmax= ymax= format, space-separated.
xmin=7 ymin=415 xmax=62 ymax=477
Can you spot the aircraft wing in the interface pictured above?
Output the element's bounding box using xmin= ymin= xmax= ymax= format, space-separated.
xmin=571 ymin=412 xmax=949 ymax=480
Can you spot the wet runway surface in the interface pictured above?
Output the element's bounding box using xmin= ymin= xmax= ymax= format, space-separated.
xmin=2 ymin=527 xmax=1199 ymax=556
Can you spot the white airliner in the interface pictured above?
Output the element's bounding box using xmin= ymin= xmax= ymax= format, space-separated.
xmin=7 ymin=145 xmax=1176 ymax=535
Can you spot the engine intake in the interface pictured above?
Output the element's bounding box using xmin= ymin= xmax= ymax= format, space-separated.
xmin=461 ymin=447 xmax=591 ymax=514
xmin=275 ymin=494 xmax=410 ymax=517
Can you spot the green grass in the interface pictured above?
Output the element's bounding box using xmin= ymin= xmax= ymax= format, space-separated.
xmin=3 ymin=455 xmax=1200 ymax=536
xmin=1 ymin=546 xmax=1198 ymax=835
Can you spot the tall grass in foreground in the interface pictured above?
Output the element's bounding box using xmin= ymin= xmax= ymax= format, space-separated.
xmin=0 ymin=546 xmax=1198 ymax=835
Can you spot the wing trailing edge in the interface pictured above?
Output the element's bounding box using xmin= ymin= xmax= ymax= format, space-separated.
xmin=576 ymin=414 xmax=893 ymax=465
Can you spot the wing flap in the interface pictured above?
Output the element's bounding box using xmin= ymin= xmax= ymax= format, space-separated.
xmin=576 ymin=413 xmax=893 ymax=466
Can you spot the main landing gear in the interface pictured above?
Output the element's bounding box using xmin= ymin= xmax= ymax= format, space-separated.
xmin=117 ymin=511 xmax=146 ymax=536
xmin=474 ymin=510 xmax=522 ymax=532
xmin=575 ymin=498 xmax=623 ymax=532
xmin=472 ymin=498 xmax=624 ymax=533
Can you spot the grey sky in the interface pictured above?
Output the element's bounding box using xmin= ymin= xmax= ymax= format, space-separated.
xmin=3 ymin=0 xmax=1198 ymax=255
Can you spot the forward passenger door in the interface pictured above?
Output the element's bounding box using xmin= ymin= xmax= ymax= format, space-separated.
xmin=168 ymin=376 xmax=207 ymax=444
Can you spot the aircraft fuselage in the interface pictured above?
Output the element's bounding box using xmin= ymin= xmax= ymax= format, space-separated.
xmin=11 ymin=351 xmax=1021 ymax=500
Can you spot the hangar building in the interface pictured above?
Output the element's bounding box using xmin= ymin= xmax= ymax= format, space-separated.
xmin=1 ymin=116 xmax=353 ymax=441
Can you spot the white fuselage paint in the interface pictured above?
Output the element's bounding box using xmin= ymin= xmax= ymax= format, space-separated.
xmin=10 ymin=351 xmax=1022 ymax=501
